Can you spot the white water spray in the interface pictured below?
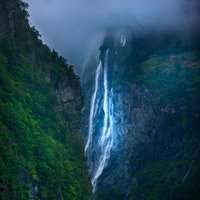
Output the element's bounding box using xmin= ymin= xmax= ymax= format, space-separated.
xmin=101 ymin=51 xmax=109 ymax=143
xmin=120 ymin=34 xmax=127 ymax=47
xmin=85 ymin=49 xmax=116 ymax=192
xmin=85 ymin=61 xmax=102 ymax=155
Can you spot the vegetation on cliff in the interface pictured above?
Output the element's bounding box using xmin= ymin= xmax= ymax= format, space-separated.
xmin=0 ymin=0 xmax=92 ymax=199
xmin=97 ymin=31 xmax=200 ymax=200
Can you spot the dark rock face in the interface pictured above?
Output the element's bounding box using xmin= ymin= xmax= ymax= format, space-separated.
xmin=94 ymin=81 xmax=200 ymax=199
xmin=50 ymin=74 xmax=83 ymax=112
xmin=0 ymin=1 xmax=16 ymax=37
xmin=46 ymin=68 xmax=83 ymax=133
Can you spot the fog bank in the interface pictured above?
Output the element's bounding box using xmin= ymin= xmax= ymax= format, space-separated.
xmin=24 ymin=0 xmax=200 ymax=76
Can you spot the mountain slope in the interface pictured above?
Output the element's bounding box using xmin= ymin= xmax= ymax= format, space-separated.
xmin=0 ymin=0 xmax=92 ymax=199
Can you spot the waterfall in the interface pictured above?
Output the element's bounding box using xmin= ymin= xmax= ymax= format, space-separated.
xmin=85 ymin=61 xmax=102 ymax=174
xmin=182 ymin=144 xmax=200 ymax=183
xmin=120 ymin=34 xmax=127 ymax=47
xmin=85 ymin=49 xmax=116 ymax=192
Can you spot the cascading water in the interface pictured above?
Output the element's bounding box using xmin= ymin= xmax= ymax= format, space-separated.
xmin=84 ymin=61 xmax=102 ymax=159
xmin=120 ymin=34 xmax=127 ymax=47
xmin=85 ymin=49 xmax=116 ymax=192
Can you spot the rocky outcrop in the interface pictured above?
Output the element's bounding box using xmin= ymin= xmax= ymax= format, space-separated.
xmin=49 ymin=72 xmax=83 ymax=112
xmin=0 ymin=1 xmax=16 ymax=37
xmin=94 ymin=80 xmax=200 ymax=199
xmin=46 ymin=68 xmax=83 ymax=138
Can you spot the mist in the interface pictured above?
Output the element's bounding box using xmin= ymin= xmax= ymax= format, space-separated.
xmin=24 ymin=0 xmax=200 ymax=76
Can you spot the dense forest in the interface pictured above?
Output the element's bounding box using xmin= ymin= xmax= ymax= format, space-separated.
xmin=0 ymin=0 xmax=92 ymax=199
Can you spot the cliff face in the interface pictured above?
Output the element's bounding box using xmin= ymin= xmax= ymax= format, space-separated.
xmin=82 ymin=32 xmax=200 ymax=200
xmin=97 ymin=82 xmax=200 ymax=199
xmin=0 ymin=0 xmax=15 ymax=37
xmin=46 ymin=67 xmax=83 ymax=136
xmin=0 ymin=0 xmax=92 ymax=199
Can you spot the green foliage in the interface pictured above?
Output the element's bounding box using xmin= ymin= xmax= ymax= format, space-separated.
xmin=138 ymin=53 xmax=200 ymax=110
xmin=130 ymin=157 xmax=200 ymax=200
xmin=114 ymin=34 xmax=200 ymax=109
xmin=0 ymin=0 xmax=92 ymax=199
xmin=96 ymin=185 xmax=125 ymax=200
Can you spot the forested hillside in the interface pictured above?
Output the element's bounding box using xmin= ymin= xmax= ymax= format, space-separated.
xmin=0 ymin=0 xmax=92 ymax=199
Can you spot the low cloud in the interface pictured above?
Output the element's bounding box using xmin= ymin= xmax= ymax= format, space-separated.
xmin=24 ymin=0 xmax=200 ymax=76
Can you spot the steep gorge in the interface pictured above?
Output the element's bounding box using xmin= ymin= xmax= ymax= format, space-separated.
xmin=1 ymin=0 xmax=200 ymax=200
